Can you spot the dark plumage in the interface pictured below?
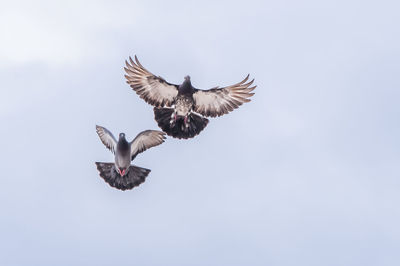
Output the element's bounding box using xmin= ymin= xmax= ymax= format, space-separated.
xmin=124 ymin=55 xmax=256 ymax=139
xmin=95 ymin=162 xmax=150 ymax=191
xmin=95 ymin=125 xmax=165 ymax=191
xmin=154 ymin=107 xmax=209 ymax=139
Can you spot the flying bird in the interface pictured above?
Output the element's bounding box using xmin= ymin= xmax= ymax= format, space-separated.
xmin=95 ymin=125 xmax=166 ymax=191
xmin=124 ymin=55 xmax=256 ymax=139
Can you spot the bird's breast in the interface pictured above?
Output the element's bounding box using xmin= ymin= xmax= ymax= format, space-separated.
xmin=115 ymin=153 xmax=131 ymax=169
xmin=175 ymin=95 xmax=193 ymax=116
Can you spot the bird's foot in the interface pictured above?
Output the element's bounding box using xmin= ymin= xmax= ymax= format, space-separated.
xmin=184 ymin=115 xmax=190 ymax=128
xmin=170 ymin=113 xmax=177 ymax=127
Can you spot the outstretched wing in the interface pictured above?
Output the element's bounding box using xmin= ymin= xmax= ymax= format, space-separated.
xmin=192 ymin=75 xmax=256 ymax=117
xmin=96 ymin=125 xmax=117 ymax=154
xmin=124 ymin=56 xmax=179 ymax=107
xmin=130 ymin=130 xmax=166 ymax=160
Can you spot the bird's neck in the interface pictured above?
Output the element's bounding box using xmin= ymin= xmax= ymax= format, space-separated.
xmin=117 ymin=138 xmax=130 ymax=154
xmin=179 ymin=80 xmax=192 ymax=94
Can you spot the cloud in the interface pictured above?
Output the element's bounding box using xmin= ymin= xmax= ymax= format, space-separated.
xmin=0 ymin=0 xmax=141 ymax=67
xmin=1 ymin=1 xmax=400 ymax=265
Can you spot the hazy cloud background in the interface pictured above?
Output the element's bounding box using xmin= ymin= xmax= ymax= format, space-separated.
xmin=1 ymin=0 xmax=399 ymax=265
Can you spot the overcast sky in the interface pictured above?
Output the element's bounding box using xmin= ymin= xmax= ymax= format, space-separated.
xmin=1 ymin=0 xmax=399 ymax=265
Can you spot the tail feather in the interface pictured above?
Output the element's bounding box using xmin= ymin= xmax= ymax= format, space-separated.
xmin=95 ymin=162 xmax=151 ymax=191
xmin=154 ymin=107 xmax=209 ymax=139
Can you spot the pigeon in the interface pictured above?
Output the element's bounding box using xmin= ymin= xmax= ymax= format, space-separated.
xmin=95 ymin=125 xmax=166 ymax=191
xmin=124 ymin=55 xmax=256 ymax=139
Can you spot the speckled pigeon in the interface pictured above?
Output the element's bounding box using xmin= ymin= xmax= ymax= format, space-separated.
xmin=124 ymin=55 xmax=256 ymax=139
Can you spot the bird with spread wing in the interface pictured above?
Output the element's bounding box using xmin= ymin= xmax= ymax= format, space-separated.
xmin=124 ymin=55 xmax=256 ymax=139
xmin=95 ymin=125 xmax=166 ymax=191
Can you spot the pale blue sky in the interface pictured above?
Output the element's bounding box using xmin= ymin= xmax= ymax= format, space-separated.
xmin=1 ymin=0 xmax=399 ymax=265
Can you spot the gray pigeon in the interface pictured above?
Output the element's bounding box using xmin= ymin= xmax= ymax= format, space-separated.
xmin=124 ymin=55 xmax=256 ymax=139
xmin=95 ymin=125 xmax=166 ymax=191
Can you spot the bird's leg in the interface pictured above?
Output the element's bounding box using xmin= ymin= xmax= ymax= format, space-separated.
xmin=170 ymin=111 xmax=177 ymax=127
xmin=184 ymin=113 xmax=190 ymax=129
xmin=118 ymin=168 xmax=124 ymax=176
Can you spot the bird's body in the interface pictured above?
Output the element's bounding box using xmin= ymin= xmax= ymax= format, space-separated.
xmin=175 ymin=94 xmax=193 ymax=117
xmin=95 ymin=125 xmax=166 ymax=190
xmin=124 ymin=56 xmax=256 ymax=139
xmin=114 ymin=133 xmax=131 ymax=176
xmin=169 ymin=77 xmax=197 ymax=127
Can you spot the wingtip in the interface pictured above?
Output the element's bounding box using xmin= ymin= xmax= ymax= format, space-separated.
xmin=243 ymin=98 xmax=251 ymax=103
xmin=248 ymin=85 xmax=257 ymax=92
xmin=159 ymin=130 xmax=167 ymax=139
xmin=135 ymin=55 xmax=144 ymax=68
xmin=240 ymin=74 xmax=250 ymax=85
xmin=129 ymin=56 xmax=135 ymax=66
xmin=245 ymin=78 xmax=255 ymax=87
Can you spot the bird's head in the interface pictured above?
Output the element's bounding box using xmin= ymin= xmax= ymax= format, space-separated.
xmin=182 ymin=75 xmax=192 ymax=87
xmin=180 ymin=75 xmax=192 ymax=92
xmin=119 ymin=133 xmax=126 ymax=139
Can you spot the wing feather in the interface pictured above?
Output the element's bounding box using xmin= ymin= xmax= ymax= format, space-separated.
xmin=124 ymin=56 xmax=179 ymax=107
xmin=130 ymin=130 xmax=166 ymax=160
xmin=96 ymin=125 xmax=117 ymax=154
xmin=192 ymin=75 xmax=256 ymax=117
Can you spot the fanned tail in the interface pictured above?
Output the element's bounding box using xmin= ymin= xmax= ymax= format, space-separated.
xmin=154 ymin=107 xmax=209 ymax=139
xmin=95 ymin=162 xmax=151 ymax=191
